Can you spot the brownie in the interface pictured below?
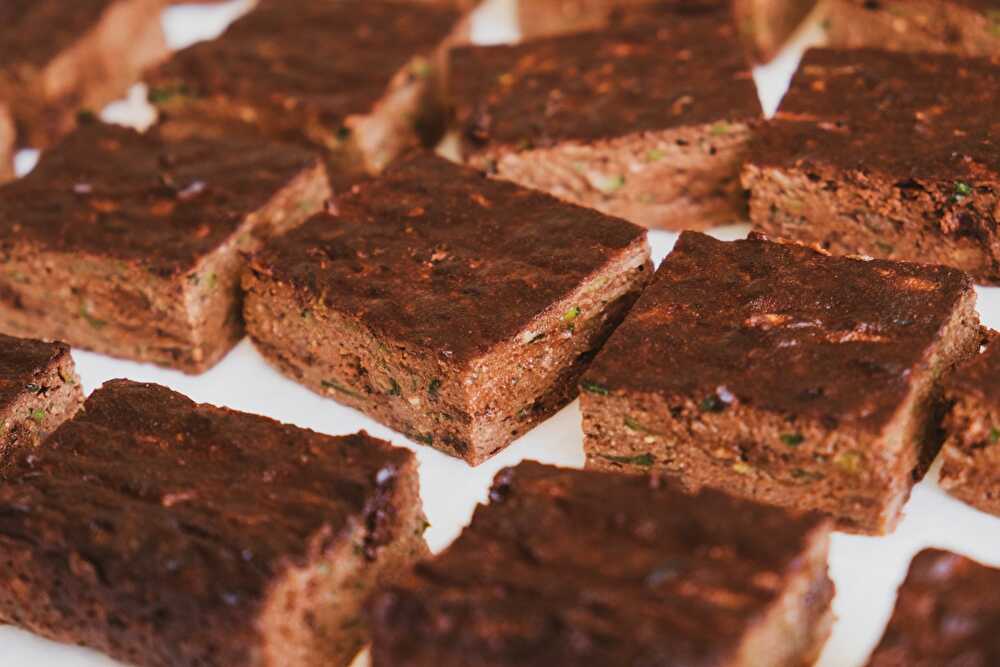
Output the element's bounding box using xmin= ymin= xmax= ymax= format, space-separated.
xmin=451 ymin=16 xmax=762 ymax=230
xmin=0 ymin=122 xmax=329 ymax=373
xmin=0 ymin=334 xmax=82 ymax=460
xmin=866 ymin=549 xmax=1000 ymax=666
xmin=579 ymin=231 xmax=981 ymax=534
xmin=0 ymin=379 xmax=428 ymax=667
xmin=370 ymin=461 xmax=835 ymax=667
xmin=742 ymin=48 xmax=1000 ymax=284
xmin=244 ymin=152 xmax=651 ymax=465
xmin=145 ymin=0 xmax=467 ymax=189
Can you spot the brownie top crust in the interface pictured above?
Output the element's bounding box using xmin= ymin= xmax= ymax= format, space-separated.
xmin=250 ymin=152 xmax=647 ymax=363
xmin=371 ymin=461 xmax=829 ymax=666
xmin=753 ymin=48 xmax=999 ymax=181
xmin=583 ymin=231 xmax=973 ymax=435
xmin=0 ymin=0 xmax=117 ymax=71
xmin=0 ymin=122 xmax=319 ymax=276
xmin=0 ymin=334 xmax=70 ymax=412
xmin=868 ymin=549 xmax=1000 ymax=665
xmin=945 ymin=333 xmax=1000 ymax=405
xmin=452 ymin=15 xmax=760 ymax=149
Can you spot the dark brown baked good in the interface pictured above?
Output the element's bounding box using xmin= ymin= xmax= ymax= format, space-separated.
xmin=742 ymin=48 xmax=1000 ymax=284
xmin=369 ymin=461 xmax=835 ymax=667
xmin=866 ymin=549 xmax=1000 ymax=666
xmin=451 ymin=16 xmax=761 ymax=230
xmin=0 ymin=122 xmax=329 ymax=373
xmin=0 ymin=333 xmax=82 ymax=460
xmin=0 ymin=379 xmax=428 ymax=667
xmin=244 ymin=152 xmax=651 ymax=465
xmin=579 ymin=231 xmax=981 ymax=534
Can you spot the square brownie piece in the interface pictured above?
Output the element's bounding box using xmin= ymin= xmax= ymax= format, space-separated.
xmin=0 ymin=334 xmax=82 ymax=459
xmin=743 ymin=48 xmax=1000 ymax=284
xmin=0 ymin=122 xmax=329 ymax=373
xmin=866 ymin=549 xmax=1000 ymax=666
xmin=451 ymin=15 xmax=761 ymax=230
xmin=580 ymin=231 xmax=981 ymax=534
xmin=370 ymin=461 xmax=835 ymax=667
xmin=244 ymin=152 xmax=651 ymax=465
xmin=0 ymin=379 xmax=428 ymax=667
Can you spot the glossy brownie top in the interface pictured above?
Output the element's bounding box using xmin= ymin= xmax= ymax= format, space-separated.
xmin=370 ymin=461 xmax=829 ymax=666
xmin=0 ymin=122 xmax=319 ymax=276
xmin=583 ymin=231 xmax=973 ymax=435
xmin=867 ymin=549 xmax=1000 ymax=666
xmin=250 ymin=152 xmax=647 ymax=363
xmin=1 ymin=0 xmax=123 ymax=71
xmin=452 ymin=14 xmax=760 ymax=149
xmin=0 ymin=334 xmax=70 ymax=413
xmin=946 ymin=332 xmax=1000 ymax=405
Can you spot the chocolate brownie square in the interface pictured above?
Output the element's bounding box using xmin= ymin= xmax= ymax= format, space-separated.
xmin=0 ymin=122 xmax=329 ymax=373
xmin=580 ymin=231 xmax=981 ymax=534
xmin=866 ymin=549 xmax=1000 ymax=666
xmin=0 ymin=379 xmax=428 ymax=667
xmin=0 ymin=334 xmax=82 ymax=459
xmin=451 ymin=16 xmax=761 ymax=230
xmin=742 ymin=48 xmax=1000 ymax=284
xmin=370 ymin=461 xmax=835 ymax=667
xmin=244 ymin=152 xmax=651 ymax=465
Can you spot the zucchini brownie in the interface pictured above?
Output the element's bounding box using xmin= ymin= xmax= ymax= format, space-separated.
xmin=0 ymin=122 xmax=329 ymax=373
xmin=0 ymin=334 xmax=82 ymax=459
xmin=579 ymin=231 xmax=981 ymax=534
xmin=742 ymin=48 xmax=1000 ymax=284
xmin=370 ymin=461 xmax=835 ymax=667
xmin=244 ymin=152 xmax=651 ymax=465
xmin=145 ymin=0 xmax=468 ymax=189
xmin=451 ymin=16 xmax=762 ymax=230
xmin=866 ymin=549 xmax=1000 ymax=666
xmin=0 ymin=379 xmax=428 ymax=667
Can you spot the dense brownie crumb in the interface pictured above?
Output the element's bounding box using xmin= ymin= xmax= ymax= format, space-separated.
xmin=370 ymin=461 xmax=834 ymax=667
xmin=244 ymin=152 xmax=651 ymax=465
xmin=580 ymin=231 xmax=981 ymax=534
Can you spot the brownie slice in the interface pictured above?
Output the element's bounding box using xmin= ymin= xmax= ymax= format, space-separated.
xmin=0 ymin=334 xmax=82 ymax=460
xmin=0 ymin=379 xmax=428 ymax=667
xmin=145 ymin=0 xmax=468 ymax=189
xmin=580 ymin=231 xmax=981 ymax=534
xmin=451 ymin=17 xmax=762 ymax=230
xmin=244 ymin=152 xmax=651 ymax=465
xmin=743 ymin=48 xmax=1000 ymax=284
xmin=0 ymin=122 xmax=329 ymax=373
xmin=370 ymin=461 xmax=835 ymax=667
xmin=866 ymin=549 xmax=1000 ymax=666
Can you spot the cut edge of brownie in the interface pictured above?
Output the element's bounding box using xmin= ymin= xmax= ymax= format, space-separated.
xmin=0 ymin=103 xmax=13 ymax=182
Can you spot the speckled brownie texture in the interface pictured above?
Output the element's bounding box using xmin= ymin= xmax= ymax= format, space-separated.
xmin=580 ymin=232 xmax=981 ymax=534
xmin=0 ymin=122 xmax=329 ymax=373
xmin=0 ymin=379 xmax=429 ymax=667
xmin=244 ymin=152 xmax=651 ymax=465
xmin=866 ymin=549 xmax=1000 ymax=666
xmin=370 ymin=461 xmax=835 ymax=667
xmin=743 ymin=48 xmax=1000 ymax=284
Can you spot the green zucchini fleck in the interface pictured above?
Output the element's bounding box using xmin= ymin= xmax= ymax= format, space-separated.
xmin=580 ymin=381 xmax=610 ymax=396
xmin=780 ymin=433 xmax=805 ymax=447
xmin=601 ymin=453 xmax=654 ymax=467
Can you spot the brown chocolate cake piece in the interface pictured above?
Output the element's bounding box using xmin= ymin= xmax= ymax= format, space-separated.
xmin=244 ymin=152 xmax=651 ymax=465
xmin=0 ymin=334 xmax=82 ymax=460
xmin=0 ymin=379 xmax=428 ymax=667
xmin=0 ymin=122 xmax=329 ymax=373
xmin=742 ymin=48 xmax=1000 ymax=284
xmin=451 ymin=17 xmax=762 ymax=230
xmin=370 ymin=461 xmax=835 ymax=667
xmin=579 ymin=231 xmax=981 ymax=534
xmin=866 ymin=549 xmax=1000 ymax=666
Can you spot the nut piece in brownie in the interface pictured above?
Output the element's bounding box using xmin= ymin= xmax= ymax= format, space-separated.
xmin=0 ymin=122 xmax=329 ymax=373
xmin=145 ymin=0 xmax=468 ymax=189
xmin=0 ymin=379 xmax=428 ymax=667
xmin=244 ymin=152 xmax=651 ymax=465
xmin=580 ymin=231 xmax=981 ymax=534
xmin=451 ymin=16 xmax=761 ymax=230
xmin=866 ymin=549 xmax=1000 ymax=666
xmin=743 ymin=48 xmax=1000 ymax=284
xmin=0 ymin=334 xmax=82 ymax=459
xmin=370 ymin=461 xmax=835 ymax=667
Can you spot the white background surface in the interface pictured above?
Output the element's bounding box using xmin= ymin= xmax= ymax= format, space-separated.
xmin=3 ymin=2 xmax=1000 ymax=666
